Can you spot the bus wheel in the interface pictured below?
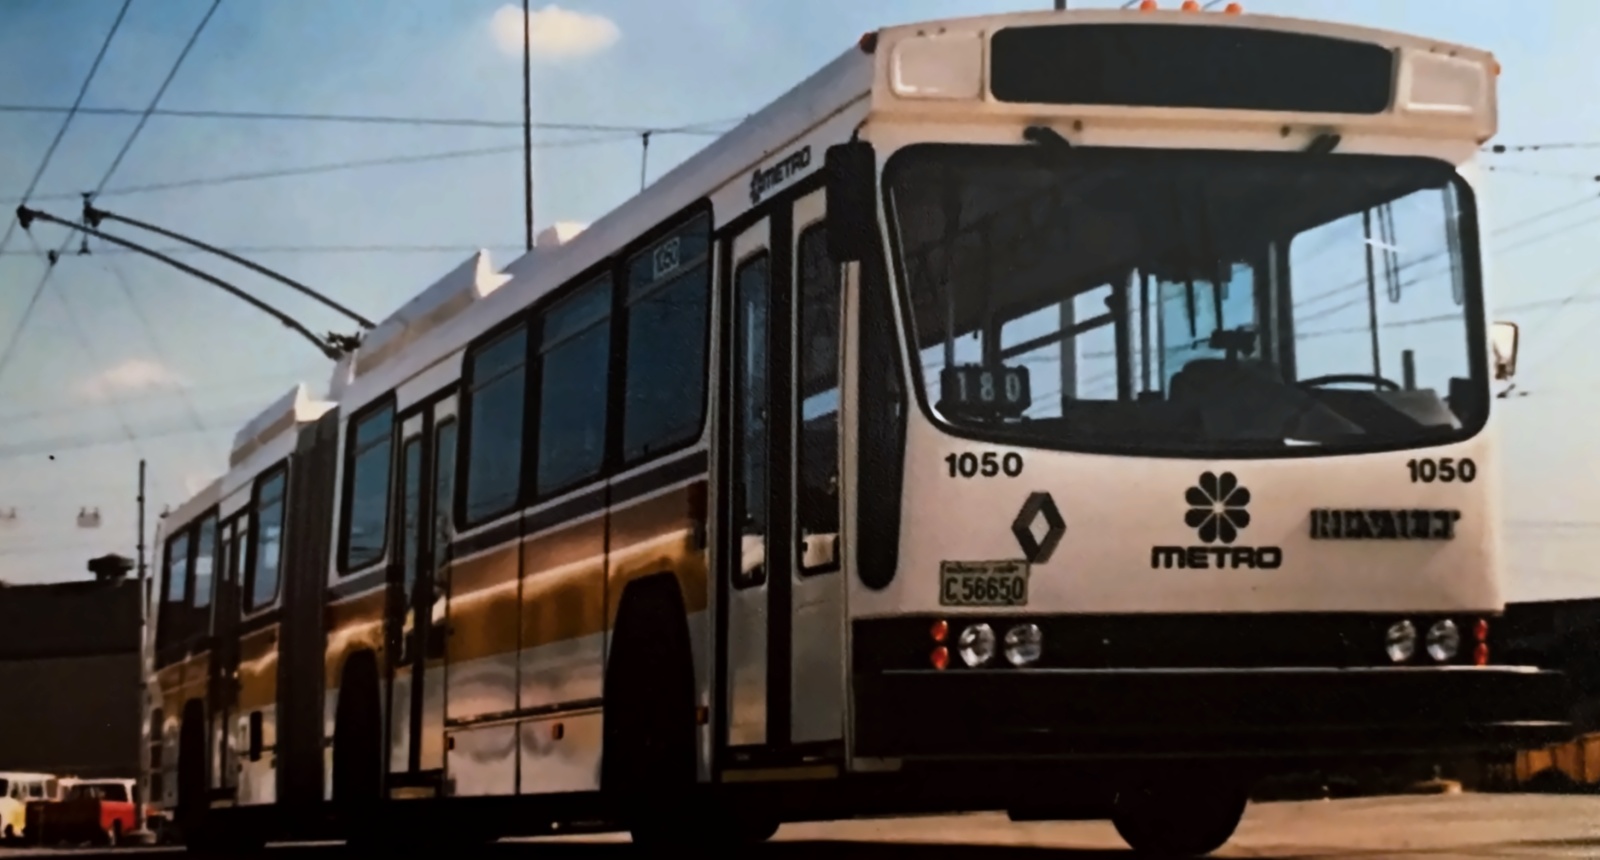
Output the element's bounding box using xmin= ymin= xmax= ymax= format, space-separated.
xmin=333 ymin=653 xmax=385 ymax=844
xmin=603 ymin=577 xmax=697 ymax=845
xmin=176 ymin=702 xmax=212 ymax=850
xmin=1111 ymin=775 xmax=1250 ymax=857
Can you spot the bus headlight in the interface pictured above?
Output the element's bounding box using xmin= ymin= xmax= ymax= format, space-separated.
xmin=1427 ymin=619 xmax=1460 ymax=662
xmin=957 ymin=623 xmax=995 ymax=667
xmin=1385 ymin=620 xmax=1417 ymax=663
xmin=1004 ymin=623 xmax=1043 ymax=666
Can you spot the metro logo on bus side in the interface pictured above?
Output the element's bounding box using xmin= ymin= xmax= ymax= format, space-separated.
xmin=749 ymin=145 xmax=812 ymax=205
xmin=1150 ymin=471 xmax=1284 ymax=570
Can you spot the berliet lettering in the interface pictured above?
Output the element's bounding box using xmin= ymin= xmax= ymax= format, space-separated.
xmin=1151 ymin=471 xmax=1283 ymax=570
xmin=749 ymin=145 xmax=812 ymax=204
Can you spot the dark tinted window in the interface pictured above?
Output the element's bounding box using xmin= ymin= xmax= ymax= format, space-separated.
xmin=732 ymin=252 xmax=770 ymax=589
xmin=163 ymin=532 xmax=190 ymax=604
xmin=797 ymin=225 xmax=841 ymax=574
xmin=990 ymin=24 xmax=1394 ymax=115
xmin=400 ymin=438 xmax=423 ymax=594
xmin=622 ymin=214 xmax=712 ymax=461
xmin=464 ymin=326 xmax=527 ymax=522
xmin=434 ymin=421 xmax=458 ymax=570
xmin=344 ymin=403 xmax=394 ymax=570
xmin=536 ymin=277 xmax=612 ymax=496
xmin=192 ymin=515 xmax=216 ymax=609
xmin=248 ymin=469 xmax=287 ymax=610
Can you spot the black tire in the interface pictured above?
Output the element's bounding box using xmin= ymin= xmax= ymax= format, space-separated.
xmin=1112 ymin=778 xmax=1249 ymax=857
xmin=177 ymin=702 xmax=211 ymax=850
xmin=602 ymin=576 xmax=698 ymax=845
xmin=333 ymin=653 xmax=385 ymax=845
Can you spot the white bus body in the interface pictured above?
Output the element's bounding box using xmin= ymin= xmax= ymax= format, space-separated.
xmin=144 ymin=6 xmax=1569 ymax=856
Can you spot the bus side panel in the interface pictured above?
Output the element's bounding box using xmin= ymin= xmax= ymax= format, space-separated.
xmin=236 ymin=621 xmax=280 ymax=805
xmin=515 ymin=501 xmax=606 ymax=796
xmin=442 ymin=526 xmax=520 ymax=796
xmin=600 ymin=471 xmax=711 ymax=782
xmin=152 ymin=660 xmax=195 ymax=811
xmin=278 ymin=410 xmax=339 ymax=811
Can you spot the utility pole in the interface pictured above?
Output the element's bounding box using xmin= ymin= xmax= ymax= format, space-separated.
xmin=523 ymin=0 xmax=534 ymax=251
xmin=132 ymin=459 xmax=153 ymax=843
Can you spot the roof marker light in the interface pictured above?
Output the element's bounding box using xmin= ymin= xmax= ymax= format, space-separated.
xmin=1139 ymin=0 xmax=1158 ymax=9
xmin=858 ymin=31 xmax=879 ymax=54
xmin=1181 ymin=0 xmax=1200 ymax=9
xmin=1224 ymin=2 xmax=1243 ymax=12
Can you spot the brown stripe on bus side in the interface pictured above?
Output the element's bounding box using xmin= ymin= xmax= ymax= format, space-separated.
xmin=446 ymin=542 xmax=523 ymax=664
xmin=324 ymin=588 xmax=386 ymax=691
xmin=606 ymin=481 xmax=711 ymax=627
xmin=517 ymin=511 xmax=606 ymax=655
xmin=237 ymin=623 xmax=280 ymax=712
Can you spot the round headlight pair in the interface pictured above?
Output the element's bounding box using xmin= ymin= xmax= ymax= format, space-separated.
xmin=957 ymin=623 xmax=1042 ymax=667
xmin=1385 ymin=619 xmax=1460 ymax=663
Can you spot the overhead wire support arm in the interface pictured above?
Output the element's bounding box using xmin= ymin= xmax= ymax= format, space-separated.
xmin=79 ymin=197 xmax=377 ymax=329
xmin=16 ymin=205 xmax=345 ymax=360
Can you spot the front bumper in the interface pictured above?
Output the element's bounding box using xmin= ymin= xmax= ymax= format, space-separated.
xmin=854 ymin=665 xmax=1573 ymax=760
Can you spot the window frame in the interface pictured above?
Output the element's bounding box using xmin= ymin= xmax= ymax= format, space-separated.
xmin=794 ymin=221 xmax=843 ymax=578
xmin=433 ymin=417 xmax=459 ymax=571
xmin=457 ymin=318 xmax=533 ymax=530
xmin=244 ymin=461 xmax=289 ymax=614
xmin=155 ymin=527 xmax=192 ymax=654
xmin=729 ymin=248 xmax=774 ymax=592
xmin=190 ymin=510 xmax=219 ymax=611
xmin=452 ymin=200 xmax=715 ymax=523
xmin=617 ymin=210 xmax=715 ymax=469
xmin=532 ymin=272 xmax=617 ymax=501
xmin=337 ymin=394 xmax=398 ymax=575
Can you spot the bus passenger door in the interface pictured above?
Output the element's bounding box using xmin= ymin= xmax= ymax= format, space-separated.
xmin=208 ymin=516 xmax=247 ymax=795
xmin=385 ymin=398 xmax=454 ymax=796
xmin=722 ymin=214 xmax=787 ymax=759
xmin=788 ymin=187 xmax=845 ymax=752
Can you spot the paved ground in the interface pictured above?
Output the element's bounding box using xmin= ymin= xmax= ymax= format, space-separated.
xmin=3 ymin=794 xmax=1598 ymax=858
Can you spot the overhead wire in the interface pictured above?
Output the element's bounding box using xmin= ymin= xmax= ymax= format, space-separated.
xmin=3 ymin=134 xmax=643 ymax=206
xmin=25 ymin=232 xmax=143 ymax=455
xmin=102 ymin=259 xmax=211 ymax=437
xmin=0 ymin=0 xmax=132 ymax=260
xmin=0 ymin=0 xmax=224 ymax=388
xmin=0 ymin=103 xmax=745 ymax=134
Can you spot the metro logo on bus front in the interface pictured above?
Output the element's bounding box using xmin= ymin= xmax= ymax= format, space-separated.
xmin=1150 ymin=471 xmax=1283 ymax=569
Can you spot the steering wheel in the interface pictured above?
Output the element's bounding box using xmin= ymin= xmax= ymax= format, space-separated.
xmin=1296 ymin=373 xmax=1403 ymax=391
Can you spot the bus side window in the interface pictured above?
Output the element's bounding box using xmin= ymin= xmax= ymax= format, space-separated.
xmin=797 ymin=223 xmax=841 ymax=574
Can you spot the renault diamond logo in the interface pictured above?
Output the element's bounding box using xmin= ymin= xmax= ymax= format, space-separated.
xmin=1012 ymin=491 xmax=1065 ymax=564
xmin=1184 ymin=471 xmax=1251 ymax=544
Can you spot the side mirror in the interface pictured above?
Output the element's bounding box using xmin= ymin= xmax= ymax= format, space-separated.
xmin=825 ymin=140 xmax=877 ymax=263
xmin=1491 ymin=321 xmax=1519 ymax=381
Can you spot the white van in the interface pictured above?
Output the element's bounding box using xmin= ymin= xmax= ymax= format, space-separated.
xmin=0 ymin=772 xmax=59 ymax=841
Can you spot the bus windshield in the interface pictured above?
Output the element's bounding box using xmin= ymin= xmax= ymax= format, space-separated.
xmin=883 ymin=144 xmax=1487 ymax=457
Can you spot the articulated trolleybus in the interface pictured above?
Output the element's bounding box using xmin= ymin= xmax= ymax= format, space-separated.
xmin=146 ymin=4 xmax=1569 ymax=855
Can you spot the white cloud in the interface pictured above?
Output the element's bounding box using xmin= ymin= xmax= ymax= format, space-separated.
xmin=182 ymin=471 xmax=217 ymax=496
xmin=490 ymin=4 xmax=620 ymax=61
xmin=77 ymin=358 xmax=185 ymax=400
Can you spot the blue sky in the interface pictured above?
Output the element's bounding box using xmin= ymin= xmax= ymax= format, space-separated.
xmin=0 ymin=0 xmax=1594 ymax=587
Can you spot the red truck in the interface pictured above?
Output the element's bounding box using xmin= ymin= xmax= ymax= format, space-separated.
xmin=24 ymin=777 xmax=139 ymax=846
